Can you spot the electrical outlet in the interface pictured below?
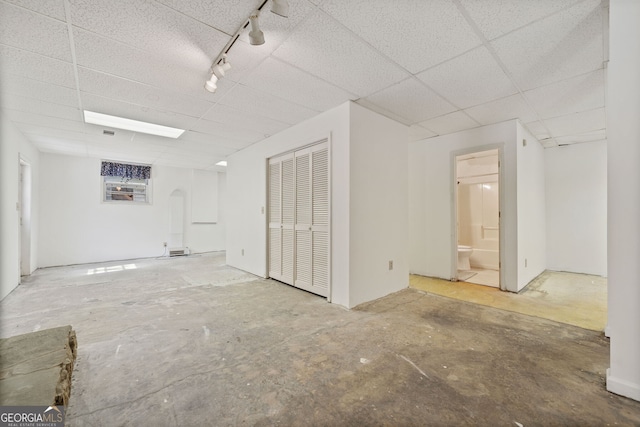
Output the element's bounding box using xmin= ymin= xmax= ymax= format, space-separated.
xmin=242 ymin=249 xmax=245 ymax=256
xmin=525 ymin=258 xmax=528 ymax=267
xmin=388 ymin=260 xmax=393 ymax=270
xmin=163 ymin=242 xmax=167 ymax=247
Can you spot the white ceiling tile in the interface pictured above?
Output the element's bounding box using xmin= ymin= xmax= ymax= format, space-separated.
xmin=542 ymin=108 xmax=606 ymax=138
xmin=555 ymin=129 xmax=606 ymax=145
xmin=523 ymin=121 xmax=552 ymax=140
xmin=215 ymin=40 xmax=268 ymax=84
xmin=464 ymin=94 xmax=538 ymax=125
xmin=1 ymin=75 xmax=79 ymax=108
xmin=4 ymin=110 xmax=84 ymax=131
xmin=188 ymin=118 xmax=265 ymax=145
xmin=0 ymin=45 xmax=76 ymax=89
xmin=0 ymin=2 xmax=72 ymax=62
xmin=73 ymin=29 xmax=224 ymax=102
xmin=321 ymin=0 xmax=481 ymax=74
xmin=3 ymin=0 xmax=66 ymax=21
xmin=77 ymin=68 xmax=214 ymax=118
xmin=459 ymin=0 xmax=581 ymax=41
xmin=523 ymin=70 xmax=605 ymax=120
xmin=363 ymin=78 xmax=457 ymax=124
xmin=173 ymin=138 xmax=238 ymax=157
xmin=179 ymin=131 xmax=245 ymax=153
xmin=70 ymin=0 xmax=228 ymax=66
xmin=2 ymin=93 xmax=82 ymax=121
xmin=491 ymin=0 xmax=604 ymax=90
xmin=218 ymin=84 xmax=318 ymax=125
xmin=203 ymin=104 xmax=289 ymax=137
xmin=419 ymin=111 xmax=480 ymax=135
xmin=241 ymin=57 xmax=355 ymax=112
xmin=272 ymin=10 xmax=409 ymax=97
xmin=408 ymin=125 xmax=438 ymax=141
xmin=417 ymin=46 xmax=518 ymax=109
xmin=153 ymin=0 xmax=258 ymax=34
xmin=80 ymin=93 xmax=200 ymax=131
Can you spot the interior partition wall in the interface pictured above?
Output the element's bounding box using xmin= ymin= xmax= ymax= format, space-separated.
xmin=268 ymin=140 xmax=330 ymax=298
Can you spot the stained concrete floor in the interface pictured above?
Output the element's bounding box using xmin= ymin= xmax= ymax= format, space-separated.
xmin=411 ymin=270 xmax=607 ymax=331
xmin=1 ymin=252 xmax=639 ymax=426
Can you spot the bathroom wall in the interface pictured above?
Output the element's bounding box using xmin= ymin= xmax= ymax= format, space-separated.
xmin=457 ymin=150 xmax=500 ymax=270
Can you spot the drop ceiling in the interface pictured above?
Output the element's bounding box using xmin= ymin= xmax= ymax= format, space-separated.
xmin=0 ymin=0 xmax=607 ymax=170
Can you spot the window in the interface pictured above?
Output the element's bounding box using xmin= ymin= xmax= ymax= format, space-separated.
xmin=101 ymin=161 xmax=151 ymax=203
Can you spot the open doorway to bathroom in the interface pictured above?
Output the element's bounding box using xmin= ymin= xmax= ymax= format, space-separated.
xmin=455 ymin=149 xmax=500 ymax=288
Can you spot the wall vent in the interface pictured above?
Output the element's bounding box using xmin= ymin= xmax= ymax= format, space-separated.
xmin=169 ymin=247 xmax=189 ymax=257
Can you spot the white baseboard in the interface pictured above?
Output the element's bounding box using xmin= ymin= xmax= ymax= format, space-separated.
xmin=607 ymin=369 xmax=640 ymax=401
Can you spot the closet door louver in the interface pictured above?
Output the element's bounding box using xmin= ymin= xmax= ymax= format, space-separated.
xmin=295 ymin=151 xmax=312 ymax=290
xmin=268 ymin=160 xmax=282 ymax=280
xmin=281 ymin=156 xmax=295 ymax=285
xmin=268 ymin=140 xmax=329 ymax=297
xmin=311 ymin=146 xmax=329 ymax=293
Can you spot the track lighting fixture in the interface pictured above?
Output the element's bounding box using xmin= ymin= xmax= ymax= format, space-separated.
xmin=271 ymin=0 xmax=289 ymax=18
xmin=248 ymin=10 xmax=265 ymax=45
xmin=204 ymin=1 xmax=289 ymax=92
xmin=204 ymin=74 xmax=218 ymax=93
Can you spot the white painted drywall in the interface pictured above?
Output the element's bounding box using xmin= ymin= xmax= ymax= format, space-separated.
xmin=226 ymin=101 xmax=408 ymax=308
xmin=38 ymin=153 xmax=225 ymax=267
xmin=545 ymin=140 xmax=607 ymax=276
xmin=408 ymin=121 xmax=519 ymax=291
xmin=226 ymin=102 xmax=351 ymax=306
xmin=516 ymin=123 xmax=546 ymax=290
xmin=606 ymin=0 xmax=640 ymax=402
xmin=0 ymin=113 xmax=40 ymax=300
xmin=348 ymin=102 xmax=409 ymax=307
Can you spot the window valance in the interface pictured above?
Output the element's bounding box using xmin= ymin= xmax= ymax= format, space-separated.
xmin=100 ymin=161 xmax=151 ymax=180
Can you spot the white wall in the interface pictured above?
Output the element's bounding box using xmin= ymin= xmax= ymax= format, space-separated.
xmin=606 ymin=0 xmax=640 ymax=402
xmin=545 ymin=140 xmax=607 ymax=276
xmin=516 ymin=123 xmax=546 ymax=289
xmin=0 ymin=113 xmax=40 ymax=300
xmin=408 ymin=121 xmax=519 ymax=291
xmin=226 ymin=102 xmax=351 ymax=306
xmin=226 ymin=101 xmax=408 ymax=308
xmin=38 ymin=153 xmax=225 ymax=267
xmin=348 ymin=102 xmax=408 ymax=307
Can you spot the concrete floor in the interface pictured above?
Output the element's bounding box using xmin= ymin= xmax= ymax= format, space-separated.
xmin=1 ymin=252 xmax=639 ymax=426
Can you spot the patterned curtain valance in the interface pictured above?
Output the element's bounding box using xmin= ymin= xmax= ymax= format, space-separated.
xmin=101 ymin=161 xmax=151 ymax=180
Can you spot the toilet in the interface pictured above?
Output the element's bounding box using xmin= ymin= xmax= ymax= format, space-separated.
xmin=457 ymin=245 xmax=473 ymax=270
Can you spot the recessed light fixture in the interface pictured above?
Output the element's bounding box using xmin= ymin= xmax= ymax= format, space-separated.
xmin=83 ymin=111 xmax=185 ymax=139
xmin=216 ymin=161 xmax=227 ymax=167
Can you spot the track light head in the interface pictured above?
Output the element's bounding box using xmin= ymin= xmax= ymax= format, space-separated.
xmin=204 ymin=74 xmax=218 ymax=92
xmin=271 ymin=0 xmax=289 ymax=17
xmin=248 ymin=10 xmax=265 ymax=45
xmin=212 ymin=64 xmax=226 ymax=79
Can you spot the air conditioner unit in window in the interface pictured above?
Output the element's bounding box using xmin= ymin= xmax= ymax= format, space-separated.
xmin=169 ymin=247 xmax=190 ymax=257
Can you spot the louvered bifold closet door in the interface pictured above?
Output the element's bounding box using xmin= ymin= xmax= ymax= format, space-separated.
xmin=268 ymin=140 xmax=329 ymax=298
xmin=310 ymin=143 xmax=329 ymax=295
xmin=280 ymin=156 xmax=295 ymax=285
xmin=294 ymin=148 xmax=312 ymax=290
xmin=268 ymin=159 xmax=283 ymax=281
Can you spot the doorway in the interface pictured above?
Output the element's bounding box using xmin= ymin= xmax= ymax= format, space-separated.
xmin=19 ymin=158 xmax=32 ymax=277
xmin=454 ymin=149 xmax=500 ymax=288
